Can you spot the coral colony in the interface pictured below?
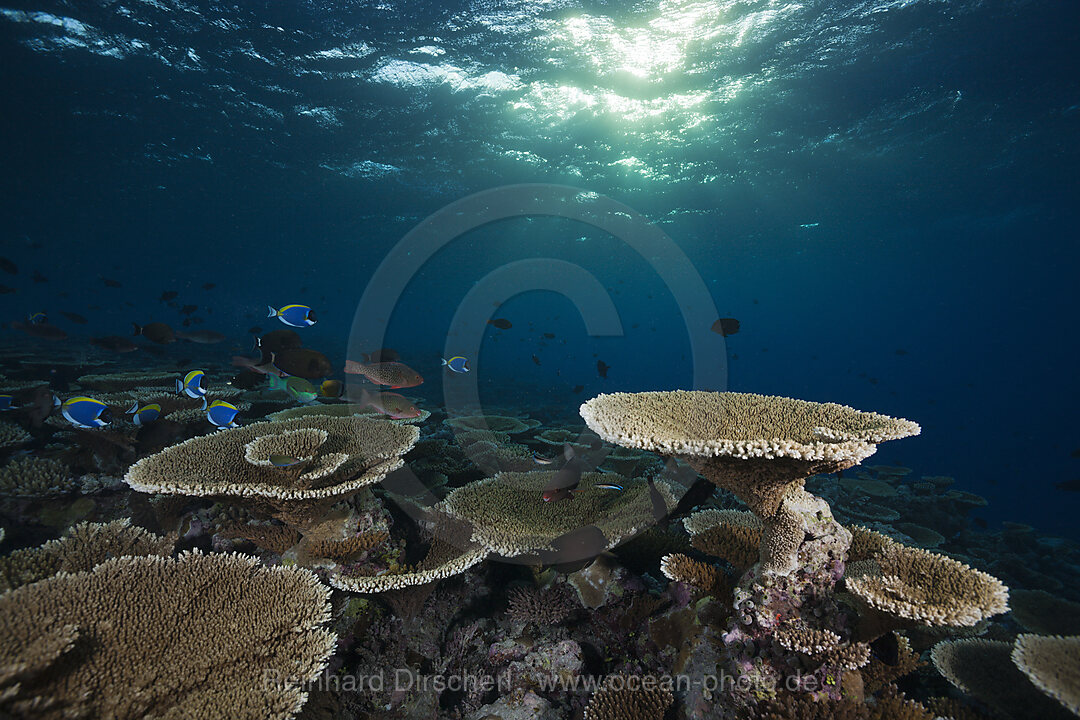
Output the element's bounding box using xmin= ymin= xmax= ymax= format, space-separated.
xmin=0 ymin=386 xmax=1077 ymax=720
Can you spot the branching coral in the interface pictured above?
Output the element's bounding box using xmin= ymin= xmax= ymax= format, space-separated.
xmin=125 ymin=416 xmax=418 ymax=529
xmin=0 ymin=519 xmax=174 ymax=592
xmin=0 ymin=456 xmax=77 ymax=497
xmin=0 ymin=550 xmax=335 ymax=720
xmin=440 ymin=470 xmax=678 ymax=559
xmin=583 ymin=673 xmax=674 ymax=720
xmin=844 ymin=543 xmax=1009 ymax=638
xmin=1011 ymin=634 xmax=1080 ymax=716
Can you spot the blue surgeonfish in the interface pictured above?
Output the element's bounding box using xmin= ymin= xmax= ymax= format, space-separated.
xmin=268 ymin=304 xmax=317 ymax=328
xmin=441 ymin=356 xmax=470 ymax=373
xmin=176 ymin=370 xmax=207 ymax=399
xmin=0 ymin=394 xmax=15 ymax=411
xmin=27 ymin=311 xmax=47 ymax=325
xmin=61 ymin=396 xmax=112 ymax=429
xmin=206 ymin=399 xmax=240 ymax=429
xmin=126 ymin=402 xmax=161 ymax=426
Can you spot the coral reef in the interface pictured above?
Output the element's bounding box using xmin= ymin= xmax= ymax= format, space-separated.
xmin=0 ymin=550 xmax=335 ymax=720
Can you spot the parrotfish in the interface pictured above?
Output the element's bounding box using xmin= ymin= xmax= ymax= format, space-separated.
xmin=176 ymin=370 xmax=207 ymax=399
xmin=269 ymin=374 xmax=319 ymax=404
xmin=127 ymin=402 xmax=161 ymax=426
xmin=441 ymin=356 xmax=470 ymax=373
xmin=268 ymin=304 xmax=317 ymax=328
xmin=206 ymin=399 xmax=240 ymax=429
xmin=344 ymin=361 xmax=423 ymax=389
xmin=61 ymin=396 xmax=112 ymax=429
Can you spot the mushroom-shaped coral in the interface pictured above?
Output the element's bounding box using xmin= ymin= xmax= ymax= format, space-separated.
xmin=580 ymin=391 xmax=919 ymax=575
xmin=583 ymin=673 xmax=674 ymax=720
xmin=0 ymin=550 xmax=336 ymax=720
xmin=1012 ymin=634 xmax=1080 ymax=717
xmin=268 ymin=403 xmax=430 ymax=424
xmin=329 ymin=535 xmax=489 ymax=593
xmin=0 ymin=519 xmax=174 ymax=592
xmin=844 ymin=542 xmax=1009 ymax=640
xmin=439 ymin=470 xmax=678 ymax=559
xmin=124 ymin=416 xmax=418 ymax=529
xmin=931 ymin=638 xmax=1075 ymax=720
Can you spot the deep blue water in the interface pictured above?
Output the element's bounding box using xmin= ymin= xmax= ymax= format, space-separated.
xmin=1 ymin=0 xmax=1078 ymax=535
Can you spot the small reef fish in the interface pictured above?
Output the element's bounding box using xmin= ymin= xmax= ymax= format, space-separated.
xmin=541 ymin=444 xmax=621 ymax=502
xmin=571 ymin=385 xmax=584 ymax=394
xmin=101 ymin=277 xmax=122 ymax=288
xmin=344 ymin=361 xmax=423 ymax=389
xmin=61 ymin=396 xmax=112 ymax=429
xmin=710 ymin=317 xmax=740 ymax=336
xmin=532 ymin=355 xmax=540 ymax=366
xmin=176 ymin=370 xmax=207 ymax=399
xmin=180 ymin=304 xmax=198 ymax=315
xmin=132 ymin=321 xmax=176 ymax=344
xmin=319 ymin=379 xmax=344 ymax=398
xmin=202 ymin=282 xmax=216 ymax=290
xmin=442 ymin=356 xmax=470 ymax=373
xmin=159 ymin=291 xmax=178 ymax=302
xmin=268 ymin=304 xmax=317 ymax=327
xmin=90 ymin=335 xmax=138 ymax=353
xmin=269 ymin=454 xmax=302 ymax=467
xmin=27 ymin=312 xmax=46 ymax=325
xmin=175 ymin=330 xmax=225 ymax=344
xmin=9 ymin=321 xmax=66 ymax=340
xmin=487 ymin=318 xmax=512 ymax=330
xmin=0 ymin=394 xmax=15 ymax=411
xmin=206 ymin=399 xmax=240 ymax=429
xmin=126 ymin=402 xmax=161 ymax=426
xmin=269 ymin=374 xmax=318 ymax=404
xmin=0 ymin=257 xmax=17 ymax=274
xmin=597 ymin=360 xmax=610 ymax=379
xmin=533 ymin=452 xmax=555 ymax=465
xmin=357 ymin=388 xmax=421 ymax=419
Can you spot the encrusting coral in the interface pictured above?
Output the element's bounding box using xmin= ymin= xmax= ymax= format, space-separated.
xmin=0 ymin=519 xmax=174 ymax=592
xmin=124 ymin=416 xmax=418 ymax=529
xmin=0 ymin=550 xmax=336 ymax=720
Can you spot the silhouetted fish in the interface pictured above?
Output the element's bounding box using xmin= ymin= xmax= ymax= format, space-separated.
xmin=180 ymin=304 xmax=197 ymax=315
xmin=102 ymin=277 xmax=122 ymax=288
xmin=532 ymin=354 xmax=541 ymax=366
xmin=90 ymin=335 xmax=138 ymax=353
xmin=0 ymin=257 xmax=17 ymax=275
xmin=31 ymin=270 xmax=47 ymax=283
xmin=60 ymin=311 xmax=87 ymax=324
xmin=711 ymin=317 xmax=740 ymax=336
xmin=543 ymin=333 xmax=555 ymax=339
xmin=0 ymin=285 xmax=16 ymax=295
xmin=133 ymin=322 xmax=175 ymax=344
xmin=488 ymin=318 xmax=512 ymax=330
xmin=159 ymin=291 xmax=178 ymax=302
xmin=202 ymin=283 xmax=216 ymax=290
xmin=9 ymin=321 xmax=66 ymax=340
xmin=597 ymin=360 xmax=610 ymax=379
xmin=572 ymin=385 xmax=584 ymax=393
xmin=1055 ymin=478 xmax=1080 ymax=492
